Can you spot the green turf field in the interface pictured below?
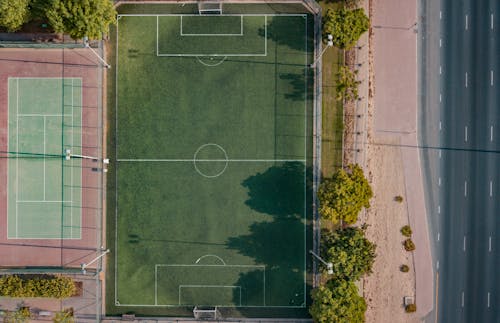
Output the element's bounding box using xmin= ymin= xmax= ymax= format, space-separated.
xmin=7 ymin=78 xmax=82 ymax=239
xmin=111 ymin=11 xmax=313 ymax=313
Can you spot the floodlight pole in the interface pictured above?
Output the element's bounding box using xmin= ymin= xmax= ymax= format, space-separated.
xmin=64 ymin=149 xmax=109 ymax=164
xmin=310 ymin=34 xmax=333 ymax=68
xmin=309 ymin=250 xmax=333 ymax=274
xmin=83 ymin=37 xmax=111 ymax=69
xmin=81 ymin=249 xmax=110 ymax=274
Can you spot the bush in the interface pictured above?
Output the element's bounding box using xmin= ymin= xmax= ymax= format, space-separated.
xmin=0 ymin=275 xmax=76 ymax=299
xmin=3 ymin=307 xmax=31 ymax=323
xmin=400 ymin=264 xmax=410 ymax=272
xmin=400 ymin=225 xmax=412 ymax=237
xmin=403 ymin=239 xmax=416 ymax=251
xmin=53 ymin=308 xmax=74 ymax=323
xmin=405 ymin=303 xmax=417 ymax=313
xmin=323 ymin=8 xmax=370 ymax=49
xmin=0 ymin=0 xmax=31 ymax=32
xmin=395 ymin=195 xmax=404 ymax=202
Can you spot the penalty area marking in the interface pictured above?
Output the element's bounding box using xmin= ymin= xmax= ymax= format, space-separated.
xmin=196 ymin=56 xmax=227 ymax=67
xmin=180 ymin=15 xmax=244 ymax=36
xmin=196 ymin=254 xmax=226 ymax=265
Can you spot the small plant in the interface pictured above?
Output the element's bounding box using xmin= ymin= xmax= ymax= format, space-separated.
xmin=400 ymin=264 xmax=410 ymax=272
xmin=400 ymin=225 xmax=412 ymax=237
xmin=3 ymin=307 xmax=31 ymax=323
xmin=405 ymin=303 xmax=417 ymax=313
xmin=403 ymin=239 xmax=416 ymax=251
xmin=53 ymin=308 xmax=74 ymax=323
xmin=395 ymin=195 xmax=404 ymax=203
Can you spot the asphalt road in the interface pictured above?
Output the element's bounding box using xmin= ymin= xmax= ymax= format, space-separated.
xmin=421 ymin=0 xmax=499 ymax=322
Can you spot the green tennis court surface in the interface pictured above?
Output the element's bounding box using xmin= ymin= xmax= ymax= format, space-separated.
xmin=7 ymin=78 xmax=82 ymax=239
xmin=111 ymin=11 xmax=313 ymax=312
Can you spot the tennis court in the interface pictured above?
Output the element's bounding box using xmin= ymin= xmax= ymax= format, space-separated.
xmin=7 ymin=78 xmax=82 ymax=239
xmin=109 ymin=5 xmax=314 ymax=316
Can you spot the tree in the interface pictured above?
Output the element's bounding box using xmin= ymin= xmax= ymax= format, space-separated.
xmin=44 ymin=0 xmax=116 ymax=40
xmin=336 ymin=66 xmax=361 ymax=102
xmin=310 ymin=279 xmax=366 ymax=323
xmin=0 ymin=0 xmax=30 ymax=32
xmin=323 ymin=8 xmax=370 ymax=49
xmin=318 ymin=164 xmax=373 ymax=224
xmin=321 ymin=227 xmax=376 ymax=281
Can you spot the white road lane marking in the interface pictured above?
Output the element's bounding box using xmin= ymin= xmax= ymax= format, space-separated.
xmin=440 ymin=66 xmax=442 ymax=74
xmin=463 ymin=236 xmax=467 ymax=251
xmin=465 ymin=14 xmax=468 ymax=30
xmin=439 ymin=38 xmax=442 ymax=47
xmin=464 ymin=181 xmax=467 ymax=197
xmin=492 ymin=14 xmax=494 ymax=30
xmin=439 ymin=121 xmax=442 ymax=131
xmin=439 ymin=150 xmax=442 ymax=158
xmin=491 ymin=70 xmax=494 ymax=86
xmin=438 ymin=205 xmax=441 ymax=214
xmin=465 ymin=72 xmax=468 ymax=87
xmin=465 ymin=126 xmax=468 ymax=142
xmin=490 ymin=180 xmax=493 ymax=197
xmin=491 ymin=126 xmax=494 ymax=141
xmin=440 ymin=11 xmax=442 ymax=20
xmin=437 ymin=233 xmax=440 ymax=241
xmin=438 ymin=177 xmax=441 ymax=186
xmin=436 ymin=260 xmax=440 ymax=269
xmin=489 ymin=236 xmax=492 ymax=252
xmin=488 ymin=292 xmax=490 ymax=307
xmin=462 ymin=291 xmax=465 ymax=307
xmin=439 ymin=93 xmax=442 ymax=102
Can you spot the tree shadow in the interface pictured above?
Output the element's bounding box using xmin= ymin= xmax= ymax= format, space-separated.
xmin=279 ymin=70 xmax=314 ymax=102
xmin=258 ymin=16 xmax=313 ymax=53
xmin=226 ymin=162 xmax=314 ymax=310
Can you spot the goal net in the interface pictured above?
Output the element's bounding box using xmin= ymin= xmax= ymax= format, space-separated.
xmin=198 ymin=2 xmax=222 ymax=15
xmin=193 ymin=306 xmax=221 ymax=320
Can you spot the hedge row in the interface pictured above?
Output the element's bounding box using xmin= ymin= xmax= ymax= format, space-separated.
xmin=0 ymin=275 xmax=75 ymax=299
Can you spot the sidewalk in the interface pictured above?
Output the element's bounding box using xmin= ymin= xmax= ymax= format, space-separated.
xmin=371 ymin=0 xmax=433 ymax=318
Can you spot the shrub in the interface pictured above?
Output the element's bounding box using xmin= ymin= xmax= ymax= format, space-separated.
xmin=400 ymin=225 xmax=412 ymax=237
xmin=3 ymin=307 xmax=31 ymax=323
xmin=405 ymin=303 xmax=417 ymax=313
xmin=323 ymin=8 xmax=370 ymax=49
xmin=0 ymin=275 xmax=76 ymax=299
xmin=53 ymin=308 xmax=74 ymax=323
xmin=400 ymin=264 xmax=410 ymax=272
xmin=0 ymin=0 xmax=31 ymax=32
xmin=403 ymin=239 xmax=416 ymax=251
xmin=395 ymin=195 xmax=404 ymax=203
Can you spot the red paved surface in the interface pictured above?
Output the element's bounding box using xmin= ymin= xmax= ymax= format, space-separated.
xmin=372 ymin=0 xmax=433 ymax=317
xmin=0 ymin=49 xmax=103 ymax=269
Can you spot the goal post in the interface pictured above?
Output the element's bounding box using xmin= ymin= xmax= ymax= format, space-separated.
xmin=193 ymin=306 xmax=221 ymax=320
xmin=198 ymin=1 xmax=222 ymax=15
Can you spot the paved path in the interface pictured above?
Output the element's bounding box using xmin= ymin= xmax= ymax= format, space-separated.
xmin=372 ymin=0 xmax=433 ymax=318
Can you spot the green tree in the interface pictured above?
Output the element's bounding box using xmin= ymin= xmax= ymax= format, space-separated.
xmin=44 ymin=0 xmax=116 ymax=40
xmin=0 ymin=0 xmax=31 ymax=32
xmin=323 ymin=8 xmax=369 ymax=49
xmin=336 ymin=66 xmax=361 ymax=102
xmin=318 ymin=164 xmax=373 ymax=224
xmin=310 ymin=279 xmax=366 ymax=323
xmin=321 ymin=227 xmax=376 ymax=281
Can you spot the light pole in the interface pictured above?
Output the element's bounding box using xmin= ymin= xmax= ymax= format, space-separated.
xmin=310 ymin=34 xmax=334 ymax=68
xmin=309 ymin=250 xmax=333 ymax=274
xmin=64 ymin=148 xmax=109 ymax=163
xmin=83 ymin=36 xmax=111 ymax=69
xmin=81 ymin=248 xmax=110 ymax=274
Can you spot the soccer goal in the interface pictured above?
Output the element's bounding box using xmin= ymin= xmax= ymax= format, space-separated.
xmin=198 ymin=1 xmax=222 ymax=15
xmin=193 ymin=306 xmax=221 ymax=320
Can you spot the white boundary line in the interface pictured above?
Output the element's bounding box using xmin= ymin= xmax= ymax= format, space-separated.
xmin=7 ymin=77 xmax=83 ymax=240
xmin=43 ymin=116 xmax=46 ymax=200
xmin=178 ymin=285 xmax=242 ymax=306
xmin=154 ymin=264 xmax=265 ymax=307
xmin=117 ymin=158 xmax=306 ymax=162
xmin=153 ymin=14 xmax=271 ymax=56
xmin=115 ymin=14 xmax=308 ymax=308
xmin=302 ymin=14 xmax=307 ymax=306
xmin=180 ymin=15 xmax=244 ymax=36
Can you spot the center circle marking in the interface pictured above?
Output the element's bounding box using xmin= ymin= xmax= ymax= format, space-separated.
xmin=193 ymin=143 xmax=228 ymax=178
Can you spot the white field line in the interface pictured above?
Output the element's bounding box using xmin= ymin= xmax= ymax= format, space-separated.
xmin=43 ymin=116 xmax=46 ymax=200
xmin=180 ymin=15 xmax=244 ymax=36
xmin=70 ymin=78 xmax=74 ymax=239
xmin=16 ymin=78 xmax=19 ymax=238
xmin=18 ymin=200 xmax=71 ymax=203
xmin=117 ymin=159 xmax=306 ymax=162
xmin=18 ymin=114 xmax=65 ymax=117
xmin=302 ymin=14 xmax=307 ymax=307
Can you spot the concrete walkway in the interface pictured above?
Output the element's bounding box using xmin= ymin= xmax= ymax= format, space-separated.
xmin=372 ymin=0 xmax=433 ymax=318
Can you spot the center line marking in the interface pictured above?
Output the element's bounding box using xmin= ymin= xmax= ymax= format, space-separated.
xmin=491 ymin=14 xmax=494 ymax=30
xmin=465 ymin=72 xmax=468 ymax=87
xmin=436 ymin=260 xmax=440 ymax=269
xmin=465 ymin=126 xmax=468 ymax=142
xmin=462 ymin=291 xmax=465 ymax=307
xmin=438 ymin=205 xmax=441 ymax=214
xmin=439 ymin=150 xmax=442 ymax=158
xmin=464 ymin=180 xmax=467 ymax=197
xmin=487 ymin=292 xmax=490 ymax=307
xmin=490 ymin=180 xmax=493 ymax=197
xmin=438 ymin=177 xmax=441 ymax=186
xmin=439 ymin=66 xmax=442 ymax=74
xmin=439 ymin=93 xmax=442 ymax=102
xmin=437 ymin=233 xmax=440 ymax=241
xmin=440 ymin=11 xmax=442 ymax=20
xmin=439 ymin=121 xmax=442 ymax=131
xmin=489 ymin=236 xmax=492 ymax=252
xmin=465 ymin=14 xmax=468 ymax=30
xmin=491 ymin=70 xmax=494 ymax=86
xmin=439 ymin=38 xmax=442 ymax=47
xmin=491 ymin=126 xmax=494 ymax=141
xmin=463 ymin=236 xmax=466 ymax=252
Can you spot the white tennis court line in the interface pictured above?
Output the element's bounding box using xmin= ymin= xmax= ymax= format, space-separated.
xmin=70 ymin=78 xmax=74 ymax=239
xmin=18 ymin=114 xmax=65 ymax=117
xmin=17 ymin=200 xmax=72 ymax=203
xmin=155 ymin=14 xmax=269 ymax=57
xmin=302 ymin=14 xmax=307 ymax=306
xmin=16 ymin=78 xmax=19 ymax=238
xmin=180 ymin=15 xmax=244 ymax=36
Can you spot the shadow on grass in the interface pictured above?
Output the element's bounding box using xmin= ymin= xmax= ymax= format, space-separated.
xmin=259 ymin=16 xmax=313 ymax=53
